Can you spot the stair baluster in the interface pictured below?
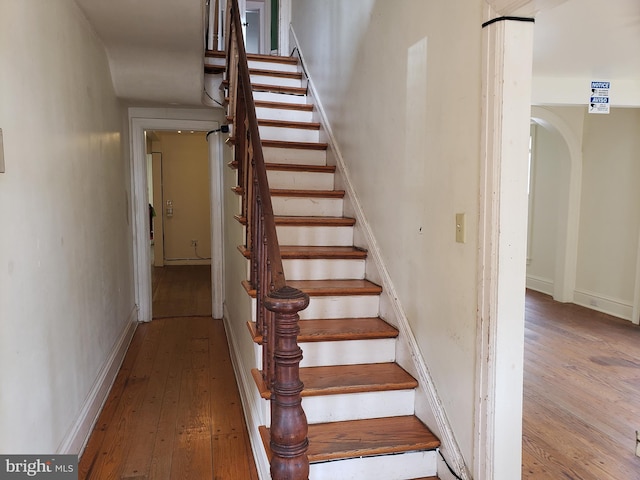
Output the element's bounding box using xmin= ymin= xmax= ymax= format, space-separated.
xmin=225 ymin=1 xmax=310 ymax=478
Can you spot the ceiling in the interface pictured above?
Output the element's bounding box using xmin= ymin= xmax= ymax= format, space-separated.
xmin=74 ymin=0 xmax=205 ymax=106
xmin=533 ymin=0 xmax=640 ymax=80
xmin=73 ymin=0 xmax=639 ymax=107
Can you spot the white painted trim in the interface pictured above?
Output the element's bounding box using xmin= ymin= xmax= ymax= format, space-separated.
xmin=278 ymin=0 xmax=291 ymax=55
xmin=290 ymin=26 xmax=471 ymax=480
xmin=573 ymin=289 xmax=634 ymax=321
xmin=476 ymin=9 xmax=534 ymax=480
xmin=209 ymin=132 xmax=225 ymax=319
xmin=222 ymin=305 xmax=271 ymax=480
xmin=526 ymin=275 xmax=554 ymax=296
xmin=128 ymin=108 xmax=222 ymax=322
xmin=530 ymin=106 xmax=583 ymax=304
xmin=58 ymin=307 xmax=138 ymax=454
xmin=633 ymin=231 xmax=640 ymax=325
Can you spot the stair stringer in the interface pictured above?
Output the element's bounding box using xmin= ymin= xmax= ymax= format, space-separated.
xmin=290 ymin=26 xmax=472 ymax=480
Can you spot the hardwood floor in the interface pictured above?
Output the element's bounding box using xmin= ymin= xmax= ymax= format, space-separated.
xmin=81 ymin=270 xmax=640 ymax=479
xmin=79 ymin=266 xmax=258 ymax=480
xmin=152 ymin=265 xmax=212 ymax=318
xmin=523 ymin=290 xmax=640 ymax=479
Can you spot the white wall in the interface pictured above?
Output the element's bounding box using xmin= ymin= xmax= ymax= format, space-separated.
xmin=528 ymin=107 xmax=640 ymax=320
xmin=291 ymin=0 xmax=483 ymax=467
xmin=575 ymin=108 xmax=640 ymax=315
xmin=526 ymin=123 xmax=567 ymax=294
xmin=153 ymin=132 xmax=211 ymax=264
xmin=0 ymin=0 xmax=135 ymax=453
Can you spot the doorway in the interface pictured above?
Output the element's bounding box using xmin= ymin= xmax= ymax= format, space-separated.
xmin=129 ymin=112 xmax=224 ymax=322
xmin=147 ymin=131 xmax=211 ymax=268
xmin=245 ymin=1 xmax=270 ymax=54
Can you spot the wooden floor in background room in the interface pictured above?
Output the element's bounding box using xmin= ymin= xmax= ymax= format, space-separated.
xmin=79 ymin=265 xmax=258 ymax=480
xmin=523 ymin=290 xmax=640 ymax=480
xmin=152 ymin=265 xmax=212 ymax=318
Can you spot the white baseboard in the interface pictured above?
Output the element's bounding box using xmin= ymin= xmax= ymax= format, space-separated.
xmin=163 ymin=259 xmax=212 ymax=266
xmin=290 ymin=26 xmax=471 ymax=480
xmin=222 ymin=304 xmax=271 ymax=480
xmin=573 ymin=289 xmax=633 ymax=321
xmin=526 ymin=274 xmax=554 ymax=296
xmin=57 ymin=306 xmax=138 ymax=455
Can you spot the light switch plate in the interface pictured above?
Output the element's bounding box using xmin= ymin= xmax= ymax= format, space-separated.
xmin=0 ymin=128 xmax=4 ymax=173
xmin=456 ymin=213 xmax=466 ymax=243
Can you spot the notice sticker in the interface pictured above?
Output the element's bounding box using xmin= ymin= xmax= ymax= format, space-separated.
xmin=589 ymin=81 xmax=610 ymax=114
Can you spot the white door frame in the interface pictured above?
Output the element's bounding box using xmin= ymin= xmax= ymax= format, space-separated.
xmin=128 ymin=109 xmax=223 ymax=322
xmin=245 ymin=1 xmax=270 ymax=55
xmin=476 ymin=1 xmax=540 ymax=479
xmin=278 ymin=0 xmax=290 ymax=55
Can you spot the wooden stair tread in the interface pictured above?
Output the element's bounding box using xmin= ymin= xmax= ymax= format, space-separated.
xmin=204 ymin=64 xmax=225 ymax=74
xmin=234 ymin=215 xmax=356 ymax=227
xmin=259 ymin=416 xmax=440 ymax=463
xmin=251 ymin=362 xmax=416 ymax=399
xmin=255 ymin=100 xmax=314 ymax=111
xmin=270 ymin=188 xmax=345 ymax=198
xmin=232 ymin=188 xmax=345 ymax=199
xmin=252 ymin=82 xmax=307 ymax=96
xmin=250 ymin=68 xmax=302 ymax=80
xmin=228 ymin=160 xmax=334 ymax=173
xmin=247 ymin=52 xmax=299 ymax=65
xmin=205 ymin=50 xmax=225 ymax=58
xmin=206 ymin=51 xmax=298 ymax=65
xmin=288 ymin=279 xmax=382 ymax=296
xmin=241 ymin=279 xmax=382 ymax=298
xmin=262 ymin=139 xmax=328 ymax=150
xmin=274 ymin=215 xmax=355 ymax=226
xmin=238 ymin=245 xmax=366 ymax=260
xmin=258 ymin=118 xmax=320 ymax=130
xmin=224 ymin=137 xmax=328 ymax=150
xmin=247 ymin=317 xmax=398 ymax=344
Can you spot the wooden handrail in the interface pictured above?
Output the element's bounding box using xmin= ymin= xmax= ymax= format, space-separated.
xmin=223 ymin=1 xmax=310 ymax=478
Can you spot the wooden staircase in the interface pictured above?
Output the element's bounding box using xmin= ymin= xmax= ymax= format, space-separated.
xmin=223 ymin=51 xmax=442 ymax=480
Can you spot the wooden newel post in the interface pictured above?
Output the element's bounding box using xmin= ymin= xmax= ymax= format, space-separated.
xmin=264 ymin=286 xmax=310 ymax=480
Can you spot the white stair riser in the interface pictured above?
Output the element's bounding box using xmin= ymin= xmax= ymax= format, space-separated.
xmin=303 ymin=390 xmax=415 ymax=424
xmin=251 ymin=295 xmax=379 ymax=321
xmin=204 ymin=57 xmax=224 ymax=67
xmin=252 ymin=338 xmax=394 ymax=370
xmin=251 ymin=74 xmax=303 ymax=88
xmin=272 ymin=196 xmax=343 ymax=217
xmin=257 ymin=107 xmax=314 ymax=123
xmin=267 ymin=170 xmax=334 ymax=190
xmin=309 ymin=450 xmax=438 ymax=480
xmin=301 ymin=339 xmax=396 ymax=367
xmin=248 ymin=59 xmax=299 ymax=73
xmin=283 ymin=258 xmax=365 ymax=281
xmin=263 ymin=147 xmax=327 ymax=166
xmin=276 ymin=225 xmax=354 ymax=247
xmin=253 ymin=91 xmax=307 ymax=104
xmin=259 ymin=125 xmax=319 ymax=143
xmin=301 ymin=295 xmax=380 ymax=320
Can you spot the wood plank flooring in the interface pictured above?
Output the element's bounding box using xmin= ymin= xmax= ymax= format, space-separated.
xmin=523 ymin=290 xmax=640 ymax=479
xmin=152 ymin=265 xmax=212 ymax=318
xmin=80 ymin=266 xmax=257 ymax=480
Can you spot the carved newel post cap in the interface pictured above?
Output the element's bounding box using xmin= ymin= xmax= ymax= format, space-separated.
xmin=265 ymin=286 xmax=310 ymax=314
